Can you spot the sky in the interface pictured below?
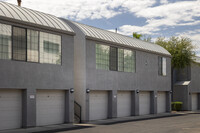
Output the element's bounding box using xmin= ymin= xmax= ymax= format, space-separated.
xmin=2 ymin=0 xmax=200 ymax=54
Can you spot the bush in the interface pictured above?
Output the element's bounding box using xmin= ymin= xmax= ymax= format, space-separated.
xmin=171 ymin=102 xmax=183 ymax=111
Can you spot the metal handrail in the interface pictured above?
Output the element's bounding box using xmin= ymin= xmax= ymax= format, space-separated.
xmin=74 ymin=101 xmax=81 ymax=123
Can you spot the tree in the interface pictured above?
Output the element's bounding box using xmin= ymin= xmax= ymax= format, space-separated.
xmin=133 ymin=32 xmax=142 ymax=39
xmin=155 ymin=36 xmax=195 ymax=69
xmin=133 ymin=32 xmax=152 ymax=42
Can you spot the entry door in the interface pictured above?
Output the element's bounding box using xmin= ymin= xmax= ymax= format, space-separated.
xmin=117 ymin=91 xmax=131 ymax=117
xmin=36 ymin=90 xmax=65 ymax=126
xmin=89 ymin=91 xmax=108 ymax=120
xmin=139 ymin=91 xmax=150 ymax=115
xmin=0 ymin=89 xmax=22 ymax=130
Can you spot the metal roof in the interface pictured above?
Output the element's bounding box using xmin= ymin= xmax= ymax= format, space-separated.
xmin=0 ymin=2 xmax=74 ymax=34
xmin=72 ymin=21 xmax=171 ymax=56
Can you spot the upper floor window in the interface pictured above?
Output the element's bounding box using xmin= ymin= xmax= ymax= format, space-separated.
xmin=96 ymin=44 xmax=109 ymax=70
xmin=0 ymin=23 xmax=12 ymax=60
xmin=109 ymin=47 xmax=117 ymax=71
xmin=40 ymin=32 xmax=61 ymax=65
xmin=158 ymin=56 xmax=167 ymax=76
xmin=124 ymin=49 xmax=135 ymax=72
xmin=27 ymin=29 xmax=39 ymax=62
xmin=0 ymin=22 xmax=62 ymax=65
xmin=13 ymin=27 xmax=26 ymax=61
xmin=96 ymin=44 xmax=136 ymax=73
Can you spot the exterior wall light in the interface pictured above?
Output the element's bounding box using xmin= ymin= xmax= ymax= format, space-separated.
xmin=136 ymin=89 xmax=139 ymax=93
xmin=170 ymin=90 xmax=172 ymax=94
xmin=86 ymin=88 xmax=90 ymax=93
xmin=70 ymin=88 xmax=74 ymax=93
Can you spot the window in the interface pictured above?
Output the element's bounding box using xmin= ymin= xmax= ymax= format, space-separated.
xmin=109 ymin=47 xmax=117 ymax=71
xmin=27 ymin=29 xmax=39 ymax=62
xmin=96 ymin=44 xmax=136 ymax=72
xmin=40 ymin=32 xmax=61 ymax=64
xmin=13 ymin=27 xmax=26 ymax=61
xmin=0 ymin=23 xmax=12 ymax=60
xmin=124 ymin=49 xmax=135 ymax=72
xmin=158 ymin=56 xmax=167 ymax=76
xmin=118 ymin=48 xmax=124 ymax=71
xmin=162 ymin=57 xmax=167 ymax=76
xmin=96 ymin=44 xmax=110 ymax=70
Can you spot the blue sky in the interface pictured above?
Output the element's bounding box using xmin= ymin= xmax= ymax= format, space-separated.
xmin=2 ymin=0 xmax=200 ymax=54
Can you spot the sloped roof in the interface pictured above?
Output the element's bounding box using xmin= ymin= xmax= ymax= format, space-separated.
xmin=0 ymin=2 xmax=74 ymax=34
xmin=72 ymin=21 xmax=171 ymax=56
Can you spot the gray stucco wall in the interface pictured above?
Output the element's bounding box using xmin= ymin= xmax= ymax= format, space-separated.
xmin=173 ymin=85 xmax=190 ymax=110
xmin=62 ymin=19 xmax=171 ymax=122
xmin=190 ymin=63 xmax=200 ymax=92
xmin=0 ymin=20 xmax=74 ymax=90
xmin=0 ymin=19 xmax=74 ymax=127
xmin=86 ymin=40 xmax=171 ymax=92
xmin=173 ymin=63 xmax=200 ymax=110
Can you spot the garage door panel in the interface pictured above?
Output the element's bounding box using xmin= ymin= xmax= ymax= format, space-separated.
xmin=117 ymin=91 xmax=131 ymax=117
xmin=157 ymin=92 xmax=166 ymax=113
xmin=36 ymin=90 xmax=65 ymax=126
xmin=192 ymin=93 xmax=198 ymax=111
xmin=0 ymin=90 xmax=22 ymax=130
xmin=139 ymin=91 xmax=150 ymax=115
xmin=89 ymin=91 xmax=108 ymax=120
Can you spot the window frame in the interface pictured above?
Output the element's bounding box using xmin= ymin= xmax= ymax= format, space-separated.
xmin=12 ymin=26 xmax=27 ymax=62
xmin=95 ymin=44 xmax=136 ymax=73
xmin=109 ymin=46 xmax=118 ymax=71
xmin=27 ymin=29 xmax=40 ymax=63
xmin=158 ymin=56 xmax=167 ymax=76
xmin=0 ymin=21 xmax=63 ymax=65
xmin=0 ymin=23 xmax=12 ymax=60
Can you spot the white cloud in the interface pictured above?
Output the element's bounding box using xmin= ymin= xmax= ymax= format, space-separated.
xmin=3 ymin=0 xmax=156 ymax=20
xmin=109 ymin=0 xmax=200 ymax=36
xmin=160 ymin=0 xmax=168 ymax=4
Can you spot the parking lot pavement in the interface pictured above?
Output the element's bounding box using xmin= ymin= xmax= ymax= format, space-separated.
xmin=58 ymin=114 xmax=200 ymax=133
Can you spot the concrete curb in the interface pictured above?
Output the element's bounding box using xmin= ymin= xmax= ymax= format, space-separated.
xmin=86 ymin=113 xmax=183 ymax=125
xmin=1 ymin=112 xmax=197 ymax=133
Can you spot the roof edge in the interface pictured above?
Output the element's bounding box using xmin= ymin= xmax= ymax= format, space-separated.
xmin=86 ymin=36 xmax=172 ymax=57
xmin=0 ymin=16 xmax=75 ymax=36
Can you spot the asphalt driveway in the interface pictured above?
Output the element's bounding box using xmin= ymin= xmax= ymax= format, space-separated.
xmin=59 ymin=114 xmax=200 ymax=133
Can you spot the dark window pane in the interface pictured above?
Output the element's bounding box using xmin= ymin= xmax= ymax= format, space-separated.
xmin=110 ymin=47 xmax=117 ymax=71
xmin=158 ymin=56 xmax=162 ymax=75
xmin=0 ymin=23 xmax=12 ymax=60
xmin=13 ymin=27 xmax=26 ymax=61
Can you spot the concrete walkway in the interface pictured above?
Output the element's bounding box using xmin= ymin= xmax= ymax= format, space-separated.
xmin=0 ymin=111 xmax=198 ymax=133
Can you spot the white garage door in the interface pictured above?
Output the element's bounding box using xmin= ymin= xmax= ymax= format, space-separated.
xmin=0 ymin=89 xmax=22 ymax=130
xmin=192 ymin=93 xmax=198 ymax=111
xmin=139 ymin=91 xmax=150 ymax=115
xmin=36 ymin=90 xmax=65 ymax=126
xmin=157 ymin=92 xmax=166 ymax=113
xmin=117 ymin=91 xmax=131 ymax=117
xmin=89 ymin=91 xmax=108 ymax=120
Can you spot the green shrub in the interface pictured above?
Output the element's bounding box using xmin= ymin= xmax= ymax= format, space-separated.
xmin=171 ymin=101 xmax=183 ymax=111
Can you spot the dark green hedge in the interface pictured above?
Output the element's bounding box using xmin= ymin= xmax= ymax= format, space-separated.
xmin=171 ymin=102 xmax=183 ymax=111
